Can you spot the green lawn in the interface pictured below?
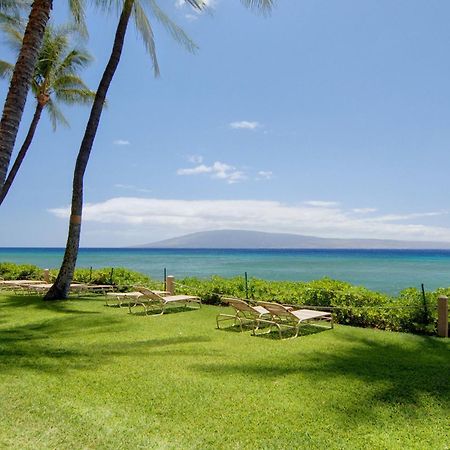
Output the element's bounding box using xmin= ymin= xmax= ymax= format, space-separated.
xmin=0 ymin=293 xmax=448 ymax=449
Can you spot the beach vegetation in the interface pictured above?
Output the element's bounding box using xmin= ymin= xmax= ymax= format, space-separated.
xmin=0 ymin=0 xmax=85 ymax=190
xmin=177 ymin=276 xmax=439 ymax=335
xmin=0 ymin=292 xmax=448 ymax=448
xmin=0 ymin=261 xmax=43 ymax=280
xmin=1 ymin=262 xmax=442 ymax=335
xmin=0 ymin=21 xmax=95 ymax=205
xmin=0 ymin=262 xmax=153 ymax=288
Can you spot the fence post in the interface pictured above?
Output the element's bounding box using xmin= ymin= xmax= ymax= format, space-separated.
xmin=166 ymin=275 xmax=175 ymax=295
xmin=244 ymin=271 xmax=248 ymax=299
xmin=437 ymin=295 xmax=448 ymax=338
xmin=43 ymin=269 xmax=50 ymax=283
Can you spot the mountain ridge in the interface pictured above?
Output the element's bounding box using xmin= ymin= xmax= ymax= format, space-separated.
xmin=136 ymin=229 xmax=450 ymax=249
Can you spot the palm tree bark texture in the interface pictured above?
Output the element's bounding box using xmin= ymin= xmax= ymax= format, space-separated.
xmin=44 ymin=0 xmax=134 ymax=300
xmin=0 ymin=0 xmax=52 ymax=188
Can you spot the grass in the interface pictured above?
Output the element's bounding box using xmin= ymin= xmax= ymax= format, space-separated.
xmin=0 ymin=292 xmax=449 ymax=449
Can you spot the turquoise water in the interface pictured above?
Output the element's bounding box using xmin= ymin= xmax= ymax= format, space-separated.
xmin=1 ymin=248 xmax=450 ymax=295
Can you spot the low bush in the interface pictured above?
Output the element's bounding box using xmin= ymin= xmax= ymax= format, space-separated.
xmin=0 ymin=262 xmax=43 ymax=280
xmin=177 ymin=276 xmax=438 ymax=335
xmin=71 ymin=267 xmax=154 ymax=288
xmin=0 ymin=262 xmax=441 ymax=334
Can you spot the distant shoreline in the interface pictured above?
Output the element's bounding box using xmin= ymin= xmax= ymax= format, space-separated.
xmin=4 ymin=247 xmax=450 ymax=252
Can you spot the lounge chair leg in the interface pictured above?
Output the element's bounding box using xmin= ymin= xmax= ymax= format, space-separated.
xmin=277 ymin=323 xmax=283 ymax=340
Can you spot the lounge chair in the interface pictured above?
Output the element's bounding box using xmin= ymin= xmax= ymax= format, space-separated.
xmin=0 ymin=280 xmax=45 ymax=293
xmin=105 ymin=290 xmax=170 ymax=308
xmin=105 ymin=291 xmax=144 ymax=307
xmin=130 ymin=287 xmax=201 ymax=315
xmin=254 ymin=301 xmax=333 ymax=339
xmin=216 ymin=297 xmax=271 ymax=331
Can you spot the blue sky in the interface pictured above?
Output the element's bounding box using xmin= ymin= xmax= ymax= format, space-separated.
xmin=2 ymin=0 xmax=450 ymax=246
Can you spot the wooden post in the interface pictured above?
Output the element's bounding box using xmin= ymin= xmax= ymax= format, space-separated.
xmin=437 ymin=295 xmax=448 ymax=338
xmin=166 ymin=275 xmax=175 ymax=295
xmin=43 ymin=269 xmax=50 ymax=283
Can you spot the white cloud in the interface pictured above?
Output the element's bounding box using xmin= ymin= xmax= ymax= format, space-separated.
xmin=353 ymin=208 xmax=377 ymax=214
xmin=177 ymin=161 xmax=247 ymax=184
xmin=177 ymin=164 xmax=212 ymax=176
xmin=114 ymin=184 xmax=152 ymax=194
xmin=256 ymin=171 xmax=273 ymax=180
xmin=185 ymin=13 xmax=198 ymax=21
xmin=113 ymin=139 xmax=130 ymax=146
xmin=305 ymin=200 xmax=340 ymax=208
xmin=230 ymin=121 xmax=261 ymax=130
xmin=48 ymin=197 xmax=450 ymax=243
xmin=187 ymin=154 xmax=203 ymax=164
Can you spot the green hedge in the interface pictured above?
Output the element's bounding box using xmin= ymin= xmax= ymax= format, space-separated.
xmin=0 ymin=262 xmax=43 ymax=280
xmin=0 ymin=263 xmax=442 ymax=334
xmin=176 ymin=276 xmax=438 ymax=335
xmin=0 ymin=262 xmax=161 ymax=291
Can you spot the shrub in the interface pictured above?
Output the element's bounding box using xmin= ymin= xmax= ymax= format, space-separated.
xmin=177 ymin=276 xmax=438 ymax=335
xmin=0 ymin=262 xmax=43 ymax=280
xmin=0 ymin=262 xmax=441 ymax=334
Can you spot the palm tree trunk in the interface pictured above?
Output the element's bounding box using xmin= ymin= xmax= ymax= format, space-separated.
xmin=44 ymin=0 xmax=134 ymax=300
xmin=0 ymin=0 xmax=52 ymax=189
xmin=0 ymin=102 xmax=44 ymax=206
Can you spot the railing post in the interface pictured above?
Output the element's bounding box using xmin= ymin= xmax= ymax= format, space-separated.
xmin=43 ymin=269 xmax=50 ymax=283
xmin=166 ymin=275 xmax=175 ymax=295
xmin=437 ymin=295 xmax=448 ymax=338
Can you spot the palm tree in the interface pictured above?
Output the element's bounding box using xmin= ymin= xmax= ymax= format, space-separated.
xmin=0 ymin=23 xmax=95 ymax=205
xmin=45 ymin=0 xmax=275 ymax=300
xmin=0 ymin=0 xmax=85 ymax=190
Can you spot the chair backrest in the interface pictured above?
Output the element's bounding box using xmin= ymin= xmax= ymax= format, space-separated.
xmin=257 ymin=301 xmax=292 ymax=318
xmin=137 ymin=287 xmax=164 ymax=301
xmin=222 ymin=297 xmax=259 ymax=315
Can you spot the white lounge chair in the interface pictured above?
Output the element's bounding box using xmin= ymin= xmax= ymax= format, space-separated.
xmin=130 ymin=287 xmax=201 ymax=315
xmin=216 ymin=297 xmax=271 ymax=331
xmin=254 ymin=301 xmax=333 ymax=339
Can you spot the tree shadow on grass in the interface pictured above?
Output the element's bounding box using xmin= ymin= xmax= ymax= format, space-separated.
xmin=128 ymin=305 xmax=201 ymax=317
xmin=217 ymin=323 xmax=327 ymax=339
xmin=0 ymin=293 xmax=102 ymax=315
xmin=253 ymin=323 xmax=329 ymax=340
xmin=192 ymin=330 xmax=450 ymax=419
xmin=0 ymin=311 xmax=210 ymax=374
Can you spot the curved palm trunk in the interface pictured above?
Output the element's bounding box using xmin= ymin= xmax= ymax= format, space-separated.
xmin=44 ymin=0 xmax=134 ymax=300
xmin=0 ymin=102 xmax=44 ymax=206
xmin=0 ymin=0 xmax=52 ymax=188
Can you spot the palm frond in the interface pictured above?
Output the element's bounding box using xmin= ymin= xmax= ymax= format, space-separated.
xmin=183 ymin=1 xmax=208 ymax=11
xmin=54 ymin=48 xmax=93 ymax=78
xmin=52 ymin=74 xmax=91 ymax=91
xmin=0 ymin=59 xmax=14 ymax=80
xmin=147 ymin=0 xmax=197 ymax=53
xmin=45 ymin=98 xmax=69 ymax=131
xmin=54 ymin=88 xmax=96 ymax=105
xmin=91 ymin=0 xmax=122 ymax=14
xmin=240 ymin=0 xmax=274 ymax=15
xmin=133 ymin=1 xmax=159 ymax=76
xmin=68 ymin=0 xmax=88 ymax=37
xmin=0 ymin=20 xmax=25 ymax=53
xmin=0 ymin=0 xmax=30 ymax=12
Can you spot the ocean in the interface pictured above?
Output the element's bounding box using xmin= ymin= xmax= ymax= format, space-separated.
xmin=1 ymin=247 xmax=450 ymax=295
